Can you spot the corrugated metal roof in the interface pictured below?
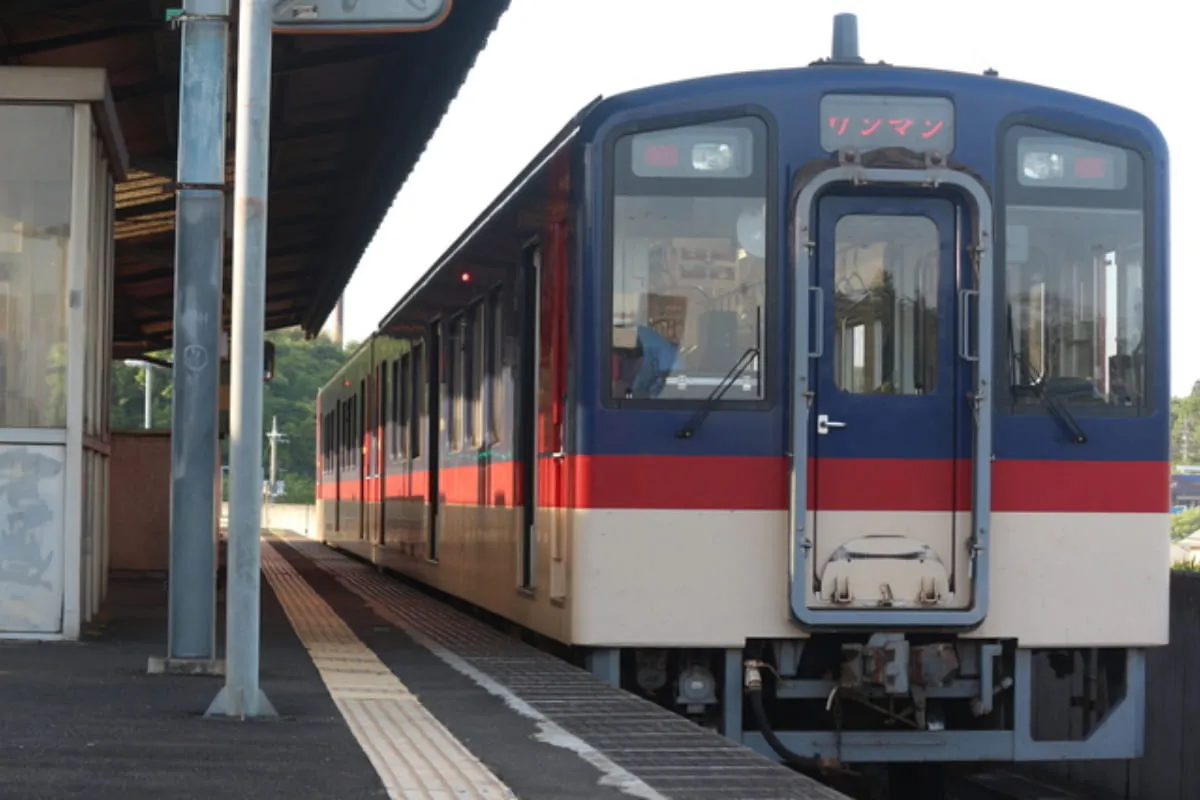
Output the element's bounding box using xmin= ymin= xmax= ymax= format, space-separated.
xmin=0 ymin=0 xmax=511 ymax=356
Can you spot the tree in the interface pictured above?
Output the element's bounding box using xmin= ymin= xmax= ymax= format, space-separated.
xmin=1172 ymin=380 xmax=1200 ymax=466
xmin=110 ymin=328 xmax=350 ymax=504
xmin=110 ymin=352 xmax=173 ymax=430
xmin=261 ymin=328 xmax=348 ymax=503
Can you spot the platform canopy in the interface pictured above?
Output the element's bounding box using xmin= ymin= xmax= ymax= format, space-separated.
xmin=0 ymin=0 xmax=510 ymax=358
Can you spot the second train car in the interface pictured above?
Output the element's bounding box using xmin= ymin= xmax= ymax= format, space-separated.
xmin=316 ymin=13 xmax=1170 ymax=779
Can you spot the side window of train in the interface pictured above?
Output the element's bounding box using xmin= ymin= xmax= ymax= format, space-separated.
xmin=396 ymin=353 xmax=408 ymax=459
xmin=1002 ymin=125 xmax=1147 ymax=411
xmin=607 ymin=115 xmax=770 ymax=403
xmin=833 ymin=215 xmax=940 ymax=395
xmin=448 ymin=316 xmax=462 ymax=451
xmin=472 ymin=301 xmax=487 ymax=448
xmin=411 ymin=340 xmax=424 ymax=459
xmin=489 ymin=287 xmax=504 ymax=445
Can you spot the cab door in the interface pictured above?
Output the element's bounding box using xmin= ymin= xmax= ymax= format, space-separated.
xmin=803 ymin=195 xmax=972 ymax=620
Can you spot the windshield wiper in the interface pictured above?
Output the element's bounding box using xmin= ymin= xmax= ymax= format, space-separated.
xmin=1006 ymin=307 xmax=1087 ymax=444
xmin=1026 ymin=379 xmax=1088 ymax=444
xmin=675 ymin=346 xmax=760 ymax=439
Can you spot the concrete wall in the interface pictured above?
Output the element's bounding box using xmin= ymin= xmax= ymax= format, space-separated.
xmin=108 ymin=431 xmax=171 ymax=573
xmin=1027 ymin=570 xmax=1200 ymax=800
xmin=220 ymin=502 xmax=317 ymax=539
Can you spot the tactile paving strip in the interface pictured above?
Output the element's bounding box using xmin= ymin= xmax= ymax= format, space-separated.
xmin=261 ymin=541 xmax=515 ymax=800
xmin=275 ymin=534 xmax=851 ymax=800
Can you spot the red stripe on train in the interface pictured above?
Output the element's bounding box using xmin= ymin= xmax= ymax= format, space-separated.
xmin=316 ymin=456 xmax=1168 ymax=514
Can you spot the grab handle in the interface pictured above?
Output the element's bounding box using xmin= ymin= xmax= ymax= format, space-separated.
xmin=959 ymin=288 xmax=979 ymax=362
xmin=808 ymin=286 xmax=824 ymax=358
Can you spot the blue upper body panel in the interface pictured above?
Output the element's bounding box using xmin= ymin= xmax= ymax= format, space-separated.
xmin=570 ymin=65 xmax=1170 ymax=462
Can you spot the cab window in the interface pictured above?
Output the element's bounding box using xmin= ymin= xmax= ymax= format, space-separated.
xmin=607 ymin=116 xmax=769 ymax=403
xmin=1002 ymin=125 xmax=1146 ymax=411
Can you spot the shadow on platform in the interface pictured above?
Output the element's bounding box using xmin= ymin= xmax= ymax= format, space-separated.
xmin=0 ymin=577 xmax=384 ymax=800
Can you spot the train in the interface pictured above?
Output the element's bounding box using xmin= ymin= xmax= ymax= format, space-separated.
xmin=315 ymin=12 xmax=1170 ymax=787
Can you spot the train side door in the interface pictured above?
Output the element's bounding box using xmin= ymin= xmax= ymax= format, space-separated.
xmin=805 ymin=195 xmax=971 ymax=618
xmin=517 ymin=228 xmax=569 ymax=598
xmin=364 ymin=363 xmax=383 ymax=547
xmin=426 ymin=324 xmax=442 ymax=560
xmin=334 ymin=398 xmax=342 ymax=533
xmin=517 ymin=243 xmax=541 ymax=589
xmin=543 ymin=222 xmax=570 ymax=602
xmin=358 ymin=379 xmax=367 ymax=542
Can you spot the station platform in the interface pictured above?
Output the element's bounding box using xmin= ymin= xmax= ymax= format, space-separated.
xmin=0 ymin=531 xmax=851 ymax=800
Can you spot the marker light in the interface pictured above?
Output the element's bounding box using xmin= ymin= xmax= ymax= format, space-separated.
xmin=1022 ymin=151 xmax=1064 ymax=181
xmin=643 ymin=144 xmax=679 ymax=167
xmin=1074 ymin=156 xmax=1108 ymax=179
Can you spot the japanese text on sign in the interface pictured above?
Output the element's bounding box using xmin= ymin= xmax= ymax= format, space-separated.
xmin=819 ymin=94 xmax=955 ymax=154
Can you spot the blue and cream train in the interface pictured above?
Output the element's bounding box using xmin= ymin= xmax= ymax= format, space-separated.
xmin=316 ymin=14 xmax=1170 ymax=780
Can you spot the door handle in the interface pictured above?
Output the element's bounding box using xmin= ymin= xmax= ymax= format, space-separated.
xmin=816 ymin=413 xmax=847 ymax=435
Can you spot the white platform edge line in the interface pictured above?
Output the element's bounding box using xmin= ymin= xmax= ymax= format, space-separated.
xmin=260 ymin=541 xmax=515 ymax=800
xmin=274 ymin=535 xmax=668 ymax=800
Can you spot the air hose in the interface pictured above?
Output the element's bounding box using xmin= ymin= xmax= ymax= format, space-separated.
xmin=743 ymin=660 xmax=837 ymax=778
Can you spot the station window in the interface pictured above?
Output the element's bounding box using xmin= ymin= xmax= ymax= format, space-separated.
xmin=1002 ymin=125 xmax=1146 ymax=411
xmin=833 ymin=215 xmax=940 ymax=394
xmin=607 ymin=116 xmax=769 ymax=402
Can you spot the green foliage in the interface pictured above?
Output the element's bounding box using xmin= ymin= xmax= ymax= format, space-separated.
xmin=1172 ymin=507 xmax=1200 ymax=541
xmin=110 ymin=328 xmax=349 ymax=505
xmin=110 ymin=352 xmax=173 ymax=430
xmin=262 ymin=328 xmax=348 ymax=503
xmin=1172 ymin=380 xmax=1200 ymax=465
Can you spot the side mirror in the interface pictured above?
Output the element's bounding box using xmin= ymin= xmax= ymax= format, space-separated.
xmin=264 ymin=341 xmax=276 ymax=382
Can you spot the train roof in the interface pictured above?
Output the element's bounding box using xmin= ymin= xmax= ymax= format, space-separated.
xmin=375 ymin=96 xmax=601 ymax=337
xmin=584 ymin=62 xmax=1164 ymax=141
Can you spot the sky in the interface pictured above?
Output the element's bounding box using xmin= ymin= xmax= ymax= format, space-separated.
xmin=338 ymin=0 xmax=1193 ymax=396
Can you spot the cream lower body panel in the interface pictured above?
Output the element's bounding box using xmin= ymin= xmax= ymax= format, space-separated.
xmin=366 ymin=501 xmax=574 ymax=644
xmin=571 ymin=509 xmax=1170 ymax=648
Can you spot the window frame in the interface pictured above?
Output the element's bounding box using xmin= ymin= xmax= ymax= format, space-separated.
xmin=411 ymin=338 xmax=425 ymax=460
xmin=599 ymin=105 xmax=779 ymax=412
xmin=995 ymin=116 xmax=1157 ymax=418
xmin=488 ymin=285 xmax=505 ymax=446
xmin=468 ymin=299 xmax=486 ymax=449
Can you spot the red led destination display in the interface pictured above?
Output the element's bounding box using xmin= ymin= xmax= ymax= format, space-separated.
xmin=819 ymin=94 xmax=955 ymax=154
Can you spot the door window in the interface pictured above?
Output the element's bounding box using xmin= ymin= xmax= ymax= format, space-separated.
xmin=833 ymin=215 xmax=940 ymax=395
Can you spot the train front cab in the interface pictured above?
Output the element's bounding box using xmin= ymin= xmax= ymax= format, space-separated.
xmin=581 ymin=76 xmax=1168 ymax=769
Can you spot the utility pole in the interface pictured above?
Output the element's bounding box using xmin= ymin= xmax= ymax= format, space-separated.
xmin=331 ymin=295 xmax=344 ymax=348
xmin=144 ymin=364 xmax=153 ymax=429
xmin=265 ymin=415 xmax=288 ymax=528
xmin=206 ymin=0 xmax=276 ymax=720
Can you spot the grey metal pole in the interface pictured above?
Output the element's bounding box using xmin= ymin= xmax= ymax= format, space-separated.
xmin=207 ymin=0 xmax=276 ymax=719
xmin=143 ymin=365 xmax=153 ymax=430
xmin=158 ymin=0 xmax=229 ymax=671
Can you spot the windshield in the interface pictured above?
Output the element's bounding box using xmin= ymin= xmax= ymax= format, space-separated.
xmin=607 ymin=117 xmax=769 ymax=403
xmin=1003 ymin=127 xmax=1146 ymax=411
